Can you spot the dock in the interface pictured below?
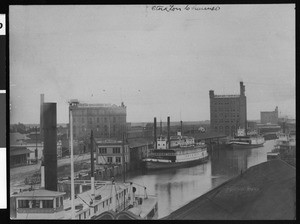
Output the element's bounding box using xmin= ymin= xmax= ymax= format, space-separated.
xmin=164 ymin=159 xmax=295 ymax=220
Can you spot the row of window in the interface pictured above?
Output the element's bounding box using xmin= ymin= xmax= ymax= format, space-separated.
xmin=107 ymin=157 xmax=121 ymax=163
xmin=98 ymin=147 xmax=128 ymax=154
xmin=73 ymin=116 xmax=125 ymax=124
xmin=18 ymin=198 xmax=63 ymax=209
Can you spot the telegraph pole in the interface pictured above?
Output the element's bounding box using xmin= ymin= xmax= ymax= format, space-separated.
xmin=122 ymin=133 xmax=126 ymax=183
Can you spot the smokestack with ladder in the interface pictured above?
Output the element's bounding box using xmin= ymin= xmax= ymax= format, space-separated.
xmin=167 ymin=116 xmax=170 ymax=149
xmin=154 ymin=117 xmax=157 ymax=149
xmin=43 ymin=103 xmax=57 ymax=191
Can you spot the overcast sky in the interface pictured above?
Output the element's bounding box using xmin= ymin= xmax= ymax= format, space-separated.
xmin=9 ymin=4 xmax=295 ymax=124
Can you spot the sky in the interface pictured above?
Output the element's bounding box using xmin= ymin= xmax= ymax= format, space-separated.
xmin=9 ymin=4 xmax=295 ymax=124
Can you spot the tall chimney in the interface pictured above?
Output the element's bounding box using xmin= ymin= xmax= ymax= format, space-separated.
xmin=40 ymin=94 xmax=44 ymax=139
xmin=43 ymin=103 xmax=57 ymax=191
xmin=153 ymin=117 xmax=157 ymax=149
xmin=160 ymin=119 xmax=162 ymax=136
xmin=167 ymin=116 xmax=170 ymax=149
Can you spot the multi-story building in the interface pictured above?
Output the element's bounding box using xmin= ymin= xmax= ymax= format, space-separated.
xmin=261 ymin=106 xmax=278 ymax=124
xmin=71 ymin=102 xmax=126 ymax=140
xmin=95 ymin=140 xmax=130 ymax=171
xmin=209 ymin=82 xmax=247 ymax=136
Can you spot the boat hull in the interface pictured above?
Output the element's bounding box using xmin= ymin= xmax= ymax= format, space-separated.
xmin=143 ymin=155 xmax=209 ymax=170
xmin=228 ymin=143 xmax=264 ymax=149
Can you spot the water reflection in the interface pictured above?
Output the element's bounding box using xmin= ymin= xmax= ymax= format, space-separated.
xmin=123 ymin=140 xmax=275 ymax=218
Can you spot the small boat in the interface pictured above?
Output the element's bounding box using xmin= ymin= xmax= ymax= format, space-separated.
xmin=226 ymin=128 xmax=265 ymax=149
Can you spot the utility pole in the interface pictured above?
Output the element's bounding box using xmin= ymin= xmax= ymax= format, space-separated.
xmin=90 ymin=130 xmax=95 ymax=199
xmin=35 ymin=126 xmax=38 ymax=161
xmin=122 ymin=132 xmax=126 ymax=183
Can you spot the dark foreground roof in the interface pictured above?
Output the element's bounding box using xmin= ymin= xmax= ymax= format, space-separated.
xmin=164 ymin=159 xmax=295 ymax=220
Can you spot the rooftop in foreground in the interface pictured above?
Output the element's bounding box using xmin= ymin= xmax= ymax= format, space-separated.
xmin=164 ymin=159 xmax=295 ymax=220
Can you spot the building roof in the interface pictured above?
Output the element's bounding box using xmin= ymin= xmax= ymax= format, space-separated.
xmin=165 ymin=159 xmax=295 ymax=220
xmin=13 ymin=189 xmax=66 ymax=198
xmin=10 ymin=147 xmax=32 ymax=156
xmin=128 ymin=138 xmax=150 ymax=148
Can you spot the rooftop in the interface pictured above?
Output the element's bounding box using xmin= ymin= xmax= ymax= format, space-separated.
xmin=12 ymin=189 xmax=66 ymax=198
xmin=165 ymin=159 xmax=295 ymax=220
xmin=10 ymin=147 xmax=32 ymax=156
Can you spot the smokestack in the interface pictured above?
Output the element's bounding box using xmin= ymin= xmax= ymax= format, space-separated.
xmin=153 ymin=117 xmax=157 ymax=149
xmin=160 ymin=120 xmax=162 ymax=136
xmin=40 ymin=94 xmax=44 ymax=139
xmin=167 ymin=116 xmax=170 ymax=149
xmin=43 ymin=103 xmax=57 ymax=191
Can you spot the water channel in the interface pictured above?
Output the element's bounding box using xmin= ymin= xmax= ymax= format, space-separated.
xmin=123 ymin=139 xmax=276 ymax=219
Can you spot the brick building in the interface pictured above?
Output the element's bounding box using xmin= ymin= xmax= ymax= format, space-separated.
xmin=209 ymin=82 xmax=247 ymax=136
xmin=260 ymin=106 xmax=278 ymax=124
xmin=95 ymin=140 xmax=130 ymax=171
xmin=71 ymin=102 xmax=126 ymax=140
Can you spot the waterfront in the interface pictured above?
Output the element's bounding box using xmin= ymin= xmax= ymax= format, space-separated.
xmin=121 ymin=140 xmax=276 ymax=219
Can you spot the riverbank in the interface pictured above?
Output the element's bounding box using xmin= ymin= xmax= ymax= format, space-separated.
xmin=164 ymin=159 xmax=295 ymax=220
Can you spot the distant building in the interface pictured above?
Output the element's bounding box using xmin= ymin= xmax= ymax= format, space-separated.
xmin=209 ymin=82 xmax=247 ymax=136
xmin=10 ymin=147 xmax=31 ymax=167
xmin=261 ymin=106 xmax=278 ymax=124
xmin=128 ymin=139 xmax=150 ymax=170
xmin=71 ymin=102 xmax=127 ymax=140
xmin=95 ymin=140 xmax=130 ymax=171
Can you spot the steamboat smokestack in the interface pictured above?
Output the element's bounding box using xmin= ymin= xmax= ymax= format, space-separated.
xmin=153 ymin=117 xmax=157 ymax=149
xmin=43 ymin=103 xmax=57 ymax=191
xmin=167 ymin=116 xmax=170 ymax=149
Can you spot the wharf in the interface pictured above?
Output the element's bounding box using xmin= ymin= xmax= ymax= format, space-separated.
xmin=164 ymin=159 xmax=295 ymax=220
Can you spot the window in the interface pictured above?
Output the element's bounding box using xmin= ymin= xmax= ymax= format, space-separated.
xmin=116 ymin=157 xmax=121 ymax=163
xmin=56 ymin=198 xmax=59 ymax=207
xmin=60 ymin=197 xmax=63 ymax=207
xmin=94 ymin=205 xmax=98 ymax=213
xmin=97 ymin=117 xmax=100 ymax=123
xmin=18 ymin=200 xmax=29 ymax=208
xmin=107 ymin=157 xmax=112 ymax=163
xmin=99 ymin=148 xmax=107 ymax=154
xmin=42 ymin=200 xmax=53 ymax=208
xmin=113 ymin=148 xmax=120 ymax=154
xmin=106 ymin=200 xmax=109 ymax=205
xmin=103 ymin=202 xmax=105 ymax=208
xmin=84 ymin=211 xmax=86 ymax=219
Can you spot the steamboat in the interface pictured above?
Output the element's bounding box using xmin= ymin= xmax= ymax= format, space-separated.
xmin=143 ymin=117 xmax=209 ymax=170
